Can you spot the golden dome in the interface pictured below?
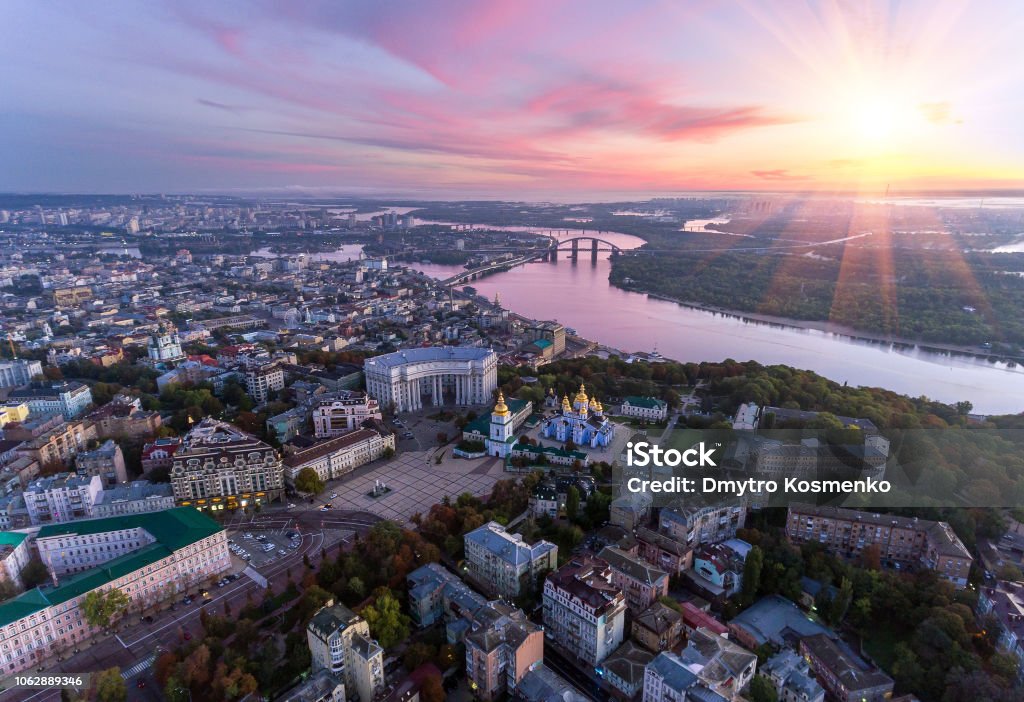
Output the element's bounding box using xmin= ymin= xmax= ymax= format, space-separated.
xmin=589 ymin=396 xmax=603 ymax=412
xmin=574 ymin=383 xmax=589 ymax=405
xmin=561 ymin=395 xmax=571 ymax=409
xmin=493 ymin=391 xmax=510 ymax=416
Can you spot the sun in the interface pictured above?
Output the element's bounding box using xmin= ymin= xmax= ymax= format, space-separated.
xmin=839 ymin=91 xmax=920 ymax=149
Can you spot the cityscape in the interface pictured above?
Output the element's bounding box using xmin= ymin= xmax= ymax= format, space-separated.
xmin=2 ymin=2 xmax=1024 ymax=702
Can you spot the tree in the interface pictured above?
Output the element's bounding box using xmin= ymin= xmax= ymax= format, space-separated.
xmin=419 ymin=673 xmax=445 ymax=702
xmin=955 ymin=400 xmax=973 ymax=416
xmin=743 ymin=546 xmax=764 ymax=600
xmin=362 ymin=591 xmax=410 ymax=648
xmin=19 ymin=558 xmax=49 ymax=589
xmin=749 ymin=676 xmax=778 ymax=702
xmin=294 ymin=467 xmax=325 ymax=495
xmin=566 ymin=486 xmax=580 ymax=521
xmin=81 ymin=588 xmax=131 ymax=632
xmin=92 ymin=667 xmax=127 ymax=702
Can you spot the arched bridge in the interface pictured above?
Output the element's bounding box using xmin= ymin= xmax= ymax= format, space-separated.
xmin=548 ymin=236 xmax=622 ymax=261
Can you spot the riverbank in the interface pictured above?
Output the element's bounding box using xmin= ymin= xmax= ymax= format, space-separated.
xmin=638 ymin=290 xmax=1022 ymax=363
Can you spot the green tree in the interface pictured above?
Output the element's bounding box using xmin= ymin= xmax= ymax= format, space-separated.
xmin=749 ymin=676 xmax=778 ymax=702
xmin=362 ymin=591 xmax=410 ymax=648
xmin=743 ymin=546 xmax=764 ymax=600
xmin=19 ymin=558 xmax=49 ymax=588
xmin=92 ymin=667 xmax=127 ymax=702
xmin=294 ymin=467 xmax=325 ymax=495
xmin=81 ymin=588 xmax=131 ymax=632
xmin=566 ymin=486 xmax=580 ymax=521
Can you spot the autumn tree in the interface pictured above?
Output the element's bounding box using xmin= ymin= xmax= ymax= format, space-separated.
xmin=362 ymin=590 xmax=410 ymax=648
xmin=81 ymin=588 xmax=131 ymax=632
xmin=92 ymin=667 xmax=127 ymax=702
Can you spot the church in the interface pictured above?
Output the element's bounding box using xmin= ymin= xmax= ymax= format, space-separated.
xmin=541 ymin=384 xmax=614 ymax=449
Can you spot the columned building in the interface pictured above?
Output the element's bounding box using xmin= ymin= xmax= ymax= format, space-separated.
xmin=363 ymin=347 xmax=498 ymax=412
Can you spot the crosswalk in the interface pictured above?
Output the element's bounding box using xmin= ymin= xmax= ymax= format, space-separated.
xmin=120 ymin=653 xmax=154 ymax=680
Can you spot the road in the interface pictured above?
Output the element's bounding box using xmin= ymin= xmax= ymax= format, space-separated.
xmin=0 ymin=508 xmax=380 ymax=702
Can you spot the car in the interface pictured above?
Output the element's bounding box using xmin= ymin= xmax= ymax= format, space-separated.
xmin=136 ymin=679 xmax=147 ymax=689
xmin=289 ymin=543 xmax=299 ymax=549
xmin=393 ymin=419 xmax=403 ymax=426
xmin=278 ymin=549 xmax=287 ymax=556
xmin=330 ymin=492 xmax=338 ymax=499
xmin=243 ymin=533 xmax=253 ymax=539
xmin=143 ymin=615 xmax=154 ymax=624
xmin=319 ymin=505 xmax=328 ymax=512
xmin=286 ymin=531 xmax=298 ymax=539
xmin=242 ymin=554 xmax=251 ymax=560
xmin=256 ymin=535 xmax=267 ymax=541
xmin=217 ymin=581 xmax=225 ymax=588
xmin=228 ymin=573 xmax=240 ymax=581
xmin=287 ymin=503 xmax=296 ymax=508
xmin=183 ymin=631 xmax=192 ymax=641
xmin=402 ymin=431 xmax=414 ymax=439
xmin=182 ymin=596 xmax=192 ymax=605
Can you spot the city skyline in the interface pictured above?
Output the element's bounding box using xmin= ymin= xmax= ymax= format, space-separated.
xmin=2 ymin=0 xmax=1023 ymax=197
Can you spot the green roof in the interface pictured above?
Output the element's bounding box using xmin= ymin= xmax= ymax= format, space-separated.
xmin=531 ymin=339 xmax=553 ymax=349
xmin=462 ymin=398 xmax=531 ymax=437
xmin=513 ymin=443 xmax=588 ymax=460
xmin=0 ymin=532 xmax=27 ymax=548
xmin=37 ymin=506 xmax=222 ymax=552
xmin=0 ymin=508 xmax=222 ymax=627
xmin=623 ymin=396 xmax=667 ymax=409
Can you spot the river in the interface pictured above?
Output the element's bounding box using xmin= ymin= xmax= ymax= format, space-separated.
xmin=407 ymin=226 xmax=1024 ymax=414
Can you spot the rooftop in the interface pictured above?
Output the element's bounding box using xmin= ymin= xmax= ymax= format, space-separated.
xmin=363 ymin=346 xmax=495 ymax=369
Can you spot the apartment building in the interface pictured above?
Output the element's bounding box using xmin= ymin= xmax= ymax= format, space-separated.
xmin=977 ymin=581 xmax=1024 ymax=681
xmin=311 ymin=391 xmax=383 ymax=438
xmin=7 ymin=381 xmax=93 ymax=419
xmin=659 ymin=496 xmax=746 ymax=549
xmin=464 ymin=522 xmax=558 ymax=598
xmin=631 ymin=601 xmax=684 ymax=653
xmin=635 ymin=526 xmax=693 ymax=575
xmin=169 ymin=418 xmax=285 ymax=510
xmin=23 ymin=473 xmax=103 ymax=525
xmin=679 ymin=627 xmax=758 ymax=699
xmin=0 ymin=533 xmax=31 ymax=589
xmin=12 ymin=418 xmax=96 ymax=469
xmin=799 ymin=634 xmax=893 ymax=702
xmin=465 ymin=601 xmax=544 ymax=700
xmin=282 ymin=427 xmax=394 ymax=487
xmin=0 ymin=508 xmax=228 ymax=676
xmin=542 ymin=555 xmax=627 ymax=666
xmin=308 ymin=601 xmax=385 ymax=702
xmin=74 ymin=440 xmax=128 ymax=485
xmin=758 ymin=650 xmax=825 ymax=702
xmin=598 ymin=546 xmax=670 ymax=613
xmin=786 ymin=504 xmax=972 ymax=588
xmin=406 ymin=562 xmax=486 ymax=629
xmin=245 ymin=360 xmax=285 ymax=404
xmin=90 ymin=480 xmax=175 ymax=518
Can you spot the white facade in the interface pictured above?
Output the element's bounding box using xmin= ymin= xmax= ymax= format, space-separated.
xmin=465 ymin=522 xmax=557 ymax=598
xmin=308 ymin=602 xmax=385 ymax=702
xmin=364 ymin=347 xmax=498 ymax=412
xmin=0 ymin=533 xmax=31 ymax=589
xmin=245 ymin=361 xmax=285 ymax=404
xmin=283 ymin=429 xmax=395 ymax=485
xmin=8 ymin=382 xmax=93 ymax=420
xmin=147 ymin=325 xmax=186 ymax=365
xmin=312 ymin=392 xmax=383 ymax=438
xmin=0 ymin=360 xmax=43 ymax=390
xmin=620 ymin=396 xmax=668 ymax=422
xmin=541 ymin=555 xmax=626 ymax=666
xmin=23 ymin=474 xmax=103 ymax=525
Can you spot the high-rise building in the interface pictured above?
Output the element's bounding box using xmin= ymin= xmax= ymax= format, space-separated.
xmin=542 ymin=555 xmax=627 ymax=666
xmin=308 ymin=601 xmax=385 ymax=702
xmin=464 ymin=521 xmax=557 ymax=599
xmin=465 ymin=601 xmax=544 ymax=700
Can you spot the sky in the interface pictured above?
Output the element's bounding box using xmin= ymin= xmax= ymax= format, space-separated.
xmin=1 ymin=0 xmax=1023 ymax=198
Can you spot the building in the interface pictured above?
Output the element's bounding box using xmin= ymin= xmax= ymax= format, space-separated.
xmin=603 ymin=640 xmax=655 ymax=700
xmin=74 ymin=440 xmax=128 ymax=485
xmin=691 ymin=539 xmax=751 ymax=599
xmin=464 ymin=521 xmax=557 ymax=598
xmin=23 ymin=473 xmax=103 ymax=525
xmin=245 ymin=360 xmax=285 ymax=404
xmin=169 ymin=418 xmax=285 ymax=511
xmin=620 ymin=396 xmax=668 ymax=422
xmin=542 ymin=555 xmax=627 ymax=666
xmin=277 ymin=670 xmax=347 ymax=702
xmin=90 ymin=480 xmax=176 ymax=518
xmin=610 ymin=492 xmax=653 ymax=531
xmin=635 ymin=527 xmax=693 ymax=575
xmin=13 ymin=418 xmax=96 ymax=468
xmin=679 ymin=602 xmax=729 ymax=639
xmin=786 ymin=504 xmax=972 ymax=588
xmin=525 ymin=322 xmax=566 ymax=358
xmin=659 ymin=496 xmax=746 ymax=550
xmin=631 ymin=601 xmax=684 ymax=653
xmin=147 ymin=323 xmax=186 ymax=366
xmin=312 ymin=391 xmax=383 ymax=438
xmin=0 ymin=403 xmax=29 ymax=430
xmin=282 ymin=427 xmax=395 ymax=486
xmin=515 ymin=665 xmax=589 ymax=702
xmin=86 ymin=395 xmax=162 ymax=439
xmin=140 ymin=437 xmax=181 ymax=473
xmin=679 ymin=627 xmax=758 ymax=699
xmin=758 ymin=650 xmax=825 ymax=702
xmin=0 ymin=508 xmax=227 ymax=675
xmin=728 ymin=596 xmax=831 ymax=651
xmin=541 ymin=385 xmax=614 ymax=449
xmin=643 ymin=652 xmax=727 ymax=702
xmin=461 ymin=395 xmax=533 ymax=451
xmin=7 ymin=381 xmax=93 ymax=419
xmin=529 ymin=480 xmax=561 ymax=519
xmin=465 ymin=601 xmax=544 ymax=700
xmin=308 ymin=600 xmax=385 ymax=702
xmin=0 ymin=532 xmax=31 ymax=589
xmin=0 ymin=359 xmax=43 ymax=389
xmin=406 ymin=562 xmax=486 ymax=630
xmin=598 ymin=546 xmax=670 ymax=613
xmin=49 ymin=285 xmax=92 ymax=307
xmin=799 ymin=634 xmax=893 ymax=702
xmin=363 ymin=346 xmax=498 ymax=412
xmin=977 ymin=581 xmax=1024 ymax=681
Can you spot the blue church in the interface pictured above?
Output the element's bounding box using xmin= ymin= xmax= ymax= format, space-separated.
xmin=541 ymin=384 xmax=614 ymax=449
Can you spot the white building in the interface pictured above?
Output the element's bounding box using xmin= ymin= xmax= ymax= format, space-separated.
xmin=0 ymin=532 xmax=31 ymax=589
xmin=7 ymin=381 xmax=93 ymax=420
xmin=169 ymin=418 xmax=285 ymax=510
xmin=283 ymin=428 xmax=395 ymax=486
xmin=147 ymin=323 xmax=186 ymax=366
xmin=90 ymin=480 xmax=176 ymax=518
xmin=542 ymin=555 xmax=627 ymax=666
xmin=620 ymin=396 xmax=668 ymax=422
xmin=0 ymin=508 xmax=228 ymax=675
xmin=23 ymin=473 xmax=104 ymax=525
xmin=312 ymin=392 xmax=383 ymax=438
xmin=464 ymin=521 xmax=558 ymax=599
xmin=0 ymin=360 xmax=43 ymax=390
xmin=732 ymin=403 xmax=760 ymax=431
xmin=364 ymin=346 xmax=497 ymax=412
xmin=245 ymin=361 xmax=285 ymax=404
xmin=308 ymin=600 xmax=385 ymax=702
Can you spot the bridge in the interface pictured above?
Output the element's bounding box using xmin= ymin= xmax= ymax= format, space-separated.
xmin=547 ymin=236 xmax=622 ymax=262
xmin=437 ymin=235 xmax=624 ymax=286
